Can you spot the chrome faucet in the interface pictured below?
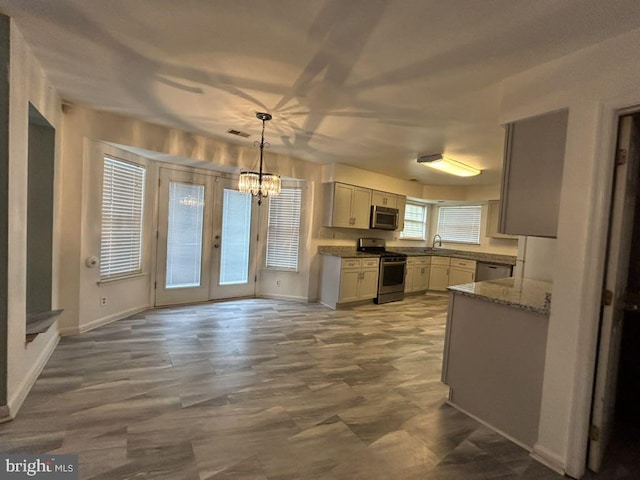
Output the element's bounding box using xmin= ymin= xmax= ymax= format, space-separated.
xmin=432 ymin=234 xmax=442 ymax=248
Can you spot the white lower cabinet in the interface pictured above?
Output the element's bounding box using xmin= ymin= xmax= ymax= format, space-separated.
xmin=405 ymin=256 xmax=430 ymax=293
xmin=429 ymin=257 xmax=450 ymax=291
xmin=320 ymin=256 xmax=380 ymax=309
xmin=448 ymin=259 xmax=476 ymax=286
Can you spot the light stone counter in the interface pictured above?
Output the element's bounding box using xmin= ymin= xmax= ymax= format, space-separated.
xmin=448 ymin=277 xmax=552 ymax=315
xmin=318 ymin=246 xmax=516 ymax=265
xmin=317 ymin=246 xmax=379 ymax=258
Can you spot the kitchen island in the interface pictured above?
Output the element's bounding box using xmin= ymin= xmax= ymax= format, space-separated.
xmin=441 ymin=277 xmax=552 ymax=450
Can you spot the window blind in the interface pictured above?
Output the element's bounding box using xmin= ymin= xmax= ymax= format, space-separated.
xmin=400 ymin=202 xmax=427 ymax=240
xmin=100 ymin=157 xmax=146 ymax=279
xmin=437 ymin=205 xmax=481 ymax=244
xmin=266 ymin=187 xmax=301 ymax=270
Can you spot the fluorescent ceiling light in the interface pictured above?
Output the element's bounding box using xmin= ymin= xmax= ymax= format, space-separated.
xmin=417 ymin=154 xmax=481 ymax=177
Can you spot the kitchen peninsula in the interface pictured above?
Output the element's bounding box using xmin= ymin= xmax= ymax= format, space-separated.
xmin=441 ymin=277 xmax=552 ymax=449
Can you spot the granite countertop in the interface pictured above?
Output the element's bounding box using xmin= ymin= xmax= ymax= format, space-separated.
xmin=317 ymin=247 xmax=379 ymax=258
xmin=390 ymin=247 xmax=516 ymax=266
xmin=448 ymin=277 xmax=552 ymax=315
xmin=317 ymin=246 xmax=516 ymax=265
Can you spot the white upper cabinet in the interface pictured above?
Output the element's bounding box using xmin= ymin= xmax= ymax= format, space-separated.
xmin=323 ymin=182 xmax=372 ymax=229
xmin=500 ymin=109 xmax=568 ymax=238
xmin=372 ymin=190 xmax=398 ymax=208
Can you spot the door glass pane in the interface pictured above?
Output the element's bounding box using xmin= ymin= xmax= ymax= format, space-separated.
xmin=220 ymin=189 xmax=251 ymax=285
xmin=165 ymin=182 xmax=205 ymax=288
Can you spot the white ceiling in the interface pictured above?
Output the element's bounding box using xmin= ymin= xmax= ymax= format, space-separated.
xmin=2 ymin=0 xmax=640 ymax=185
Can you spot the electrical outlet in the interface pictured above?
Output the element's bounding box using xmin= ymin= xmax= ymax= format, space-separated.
xmin=276 ymin=280 xmax=281 ymax=287
xmin=100 ymin=296 xmax=107 ymax=306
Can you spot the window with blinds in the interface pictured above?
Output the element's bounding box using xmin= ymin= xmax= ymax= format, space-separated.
xmin=266 ymin=187 xmax=301 ymax=271
xmin=100 ymin=157 xmax=146 ymax=279
xmin=400 ymin=202 xmax=428 ymax=240
xmin=437 ymin=205 xmax=482 ymax=244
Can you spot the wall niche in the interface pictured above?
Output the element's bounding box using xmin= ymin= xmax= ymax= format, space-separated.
xmin=25 ymin=103 xmax=60 ymax=341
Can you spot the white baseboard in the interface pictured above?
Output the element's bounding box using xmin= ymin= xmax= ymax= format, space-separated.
xmin=0 ymin=404 xmax=10 ymax=423
xmin=7 ymin=332 xmax=59 ymax=419
xmin=531 ymin=443 xmax=566 ymax=475
xmin=258 ymin=293 xmax=309 ymax=303
xmin=58 ymin=305 xmax=150 ymax=336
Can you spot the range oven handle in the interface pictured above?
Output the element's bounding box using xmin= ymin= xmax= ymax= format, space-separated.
xmin=380 ymin=259 xmax=407 ymax=265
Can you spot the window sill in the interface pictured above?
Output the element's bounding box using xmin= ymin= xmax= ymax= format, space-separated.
xmin=97 ymin=272 xmax=149 ymax=286
xmin=264 ymin=267 xmax=299 ymax=273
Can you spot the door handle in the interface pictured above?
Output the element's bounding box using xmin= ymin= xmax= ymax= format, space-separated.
xmin=214 ymin=234 xmax=220 ymax=248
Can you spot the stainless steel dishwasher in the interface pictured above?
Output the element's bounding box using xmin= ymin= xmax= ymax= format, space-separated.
xmin=475 ymin=262 xmax=513 ymax=281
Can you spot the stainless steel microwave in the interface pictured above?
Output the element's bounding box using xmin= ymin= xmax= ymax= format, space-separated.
xmin=370 ymin=205 xmax=399 ymax=230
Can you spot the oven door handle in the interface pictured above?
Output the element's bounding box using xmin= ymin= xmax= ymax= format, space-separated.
xmin=381 ymin=260 xmax=407 ymax=265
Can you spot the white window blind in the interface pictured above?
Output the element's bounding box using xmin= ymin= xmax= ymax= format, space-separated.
xmin=100 ymin=157 xmax=146 ymax=279
xmin=220 ymin=189 xmax=252 ymax=285
xmin=266 ymin=187 xmax=301 ymax=270
xmin=437 ymin=205 xmax=481 ymax=244
xmin=400 ymin=202 xmax=428 ymax=240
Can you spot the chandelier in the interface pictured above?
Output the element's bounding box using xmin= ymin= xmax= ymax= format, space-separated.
xmin=238 ymin=112 xmax=281 ymax=205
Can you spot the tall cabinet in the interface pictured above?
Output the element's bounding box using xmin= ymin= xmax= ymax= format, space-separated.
xmin=500 ymin=109 xmax=568 ymax=238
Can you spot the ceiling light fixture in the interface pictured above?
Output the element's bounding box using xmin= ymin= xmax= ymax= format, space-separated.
xmin=417 ymin=154 xmax=481 ymax=177
xmin=238 ymin=112 xmax=281 ymax=205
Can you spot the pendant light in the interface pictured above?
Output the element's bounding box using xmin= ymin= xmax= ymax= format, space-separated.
xmin=238 ymin=112 xmax=281 ymax=205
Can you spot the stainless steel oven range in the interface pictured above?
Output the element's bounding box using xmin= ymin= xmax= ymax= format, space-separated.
xmin=357 ymin=238 xmax=407 ymax=304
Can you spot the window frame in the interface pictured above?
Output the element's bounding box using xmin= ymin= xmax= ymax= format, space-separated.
xmin=265 ymin=186 xmax=302 ymax=272
xmin=99 ymin=156 xmax=147 ymax=280
xmin=400 ymin=201 xmax=428 ymax=240
xmin=436 ymin=205 xmax=482 ymax=245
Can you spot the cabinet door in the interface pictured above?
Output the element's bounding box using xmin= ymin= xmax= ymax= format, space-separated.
xmin=429 ymin=265 xmax=449 ymax=291
xmin=372 ymin=191 xmax=398 ymax=208
xmin=359 ymin=268 xmax=379 ymax=299
xmin=332 ymin=183 xmax=355 ymax=228
xmin=500 ymin=109 xmax=568 ymax=238
xmin=405 ymin=265 xmax=415 ymax=292
xmin=415 ymin=265 xmax=430 ymax=291
xmin=449 ymin=267 xmax=475 ymax=286
xmin=339 ymin=269 xmax=361 ymax=302
xmin=352 ymin=186 xmax=373 ymax=229
xmin=396 ymin=195 xmax=406 ymax=231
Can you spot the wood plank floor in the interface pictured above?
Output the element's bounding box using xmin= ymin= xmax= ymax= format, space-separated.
xmin=1 ymin=294 xmax=567 ymax=479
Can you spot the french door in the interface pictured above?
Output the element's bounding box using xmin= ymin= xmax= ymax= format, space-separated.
xmin=155 ymin=168 xmax=257 ymax=306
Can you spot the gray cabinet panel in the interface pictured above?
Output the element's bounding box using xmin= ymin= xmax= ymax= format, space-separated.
xmin=500 ymin=109 xmax=568 ymax=238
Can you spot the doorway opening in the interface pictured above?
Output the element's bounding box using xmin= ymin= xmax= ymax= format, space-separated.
xmin=589 ymin=111 xmax=640 ymax=475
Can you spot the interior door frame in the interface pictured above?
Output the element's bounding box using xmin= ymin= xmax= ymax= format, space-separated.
xmin=588 ymin=109 xmax=640 ymax=471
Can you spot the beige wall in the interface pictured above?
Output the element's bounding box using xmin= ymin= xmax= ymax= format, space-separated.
xmin=6 ymin=20 xmax=62 ymax=416
xmin=499 ymin=25 xmax=640 ymax=478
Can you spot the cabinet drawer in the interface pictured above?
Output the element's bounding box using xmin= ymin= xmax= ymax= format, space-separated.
xmin=341 ymin=258 xmax=361 ymax=269
xmin=431 ymin=256 xmax=450 ymax=266
xmin=451 ymin=258 xmax=476 ymax=270
xmin=361 ymin=258 xmax=380 ymax=269
xmin=415 ymin=257 xmax=431 ymax=266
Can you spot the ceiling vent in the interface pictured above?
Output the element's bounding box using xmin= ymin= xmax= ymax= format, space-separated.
xmin=227 ymin=129 xmax=250 ymax=138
